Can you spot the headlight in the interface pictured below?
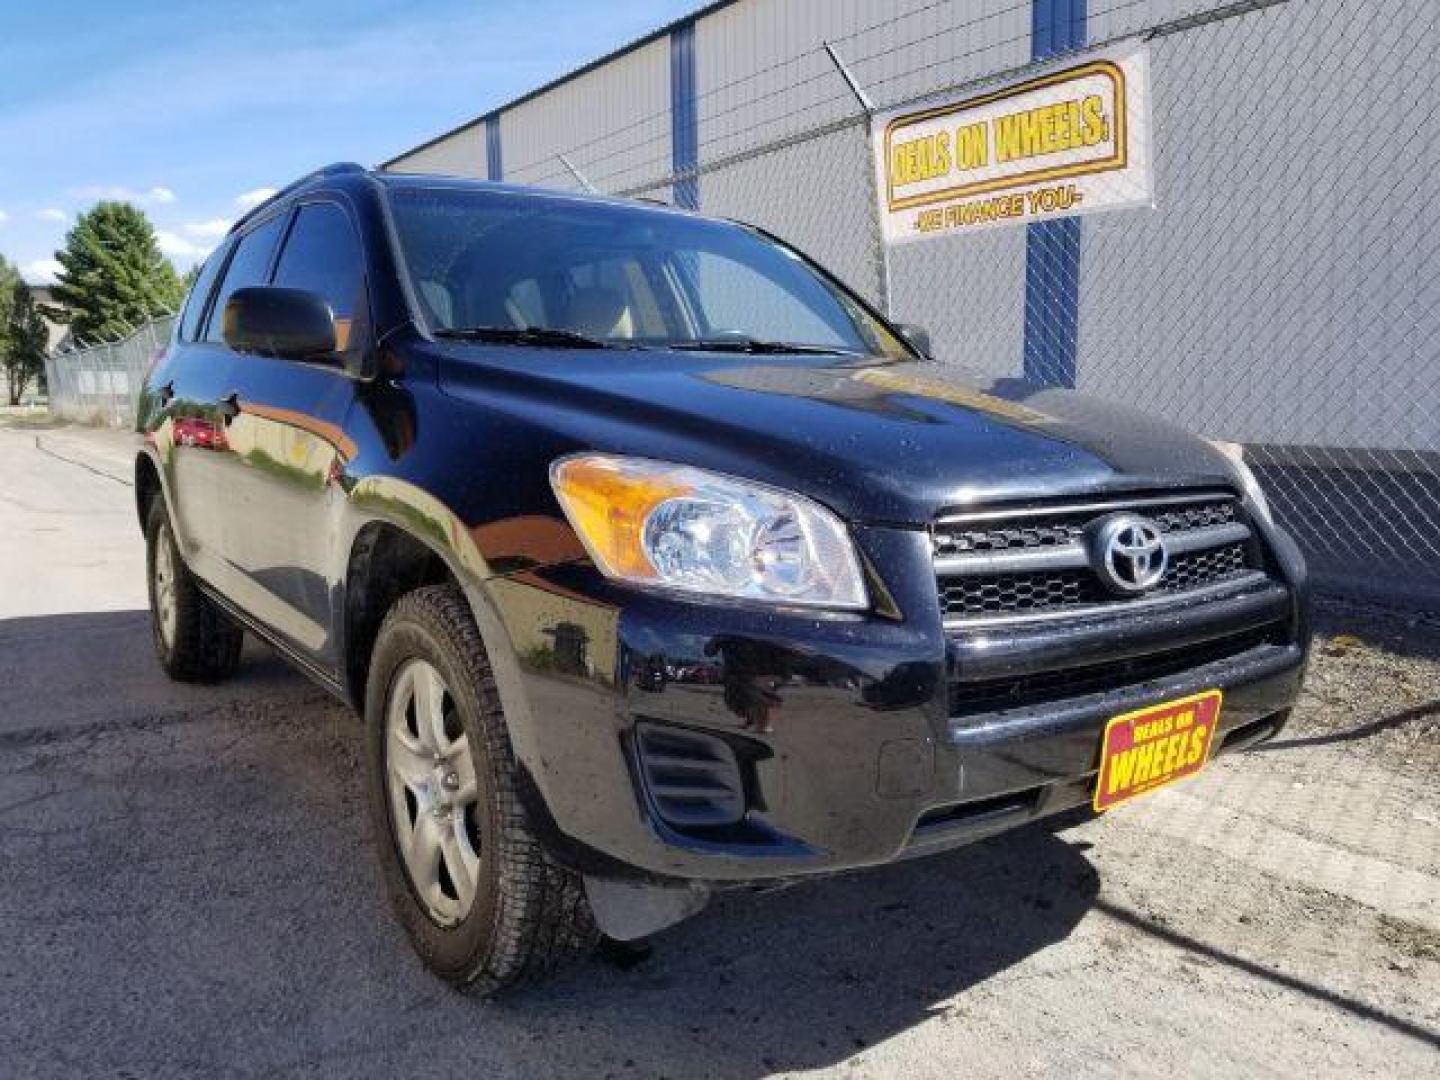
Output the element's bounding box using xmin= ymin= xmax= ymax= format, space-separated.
xmin=550 ymin=454 xmax=868 ymax=610
xmin=1207 ymin=439 xmax=1273 ymax=527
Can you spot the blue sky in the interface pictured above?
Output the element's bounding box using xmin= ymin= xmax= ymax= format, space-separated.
xmin=0 ymin=0 xmax=701 ymax=284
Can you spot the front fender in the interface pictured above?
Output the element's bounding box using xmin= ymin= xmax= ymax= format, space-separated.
xmin=338 ymin=475 xmax=620 ymax=868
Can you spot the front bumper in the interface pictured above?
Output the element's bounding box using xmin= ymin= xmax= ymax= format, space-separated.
xmin=484 ymin=522 xmax=1311 ymax=886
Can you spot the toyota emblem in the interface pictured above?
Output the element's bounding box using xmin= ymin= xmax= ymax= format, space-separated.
xmin=1090 ymin=514 xmax=1168 ymax=594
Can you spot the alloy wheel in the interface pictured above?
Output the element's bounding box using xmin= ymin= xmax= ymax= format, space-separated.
xmin=153 ymin=524 xmax=179 ymax=647
xmin=384 ymin=659 xmax=483 ymax=926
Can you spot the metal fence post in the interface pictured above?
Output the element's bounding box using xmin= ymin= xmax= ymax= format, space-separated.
xmin=823 ymin=41 xmax=892 ymax=317
xmin=557 ymin=153 xmax=598 ymax=193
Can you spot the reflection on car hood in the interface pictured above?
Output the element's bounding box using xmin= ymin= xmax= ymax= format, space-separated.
xmin=436 ymin=346 xmax=1239 ymax=525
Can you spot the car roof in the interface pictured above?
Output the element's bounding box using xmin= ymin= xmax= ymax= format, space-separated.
xmin=232 ymin=162 xmax=694 ymax=237
xmin=374 ymin=170 xmax=690 ymax=215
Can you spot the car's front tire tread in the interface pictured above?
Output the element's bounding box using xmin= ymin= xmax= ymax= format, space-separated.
xmin=367 ymin=584 xmax=599 ymax=995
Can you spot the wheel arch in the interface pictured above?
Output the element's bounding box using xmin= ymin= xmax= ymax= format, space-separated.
xmin=341 ymin=519 xmax=456 ymax=707
xmin=134 ymin=450 xmax=163 ymax=533
xmin=338 ymin=478 xmax=526 ymax=720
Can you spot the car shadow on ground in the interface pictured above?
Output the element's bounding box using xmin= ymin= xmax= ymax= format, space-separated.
xmin=496 ymin=829 xmax=1100 ymax=1077
xmin=0 ymin=609 xmax=332 ymax=744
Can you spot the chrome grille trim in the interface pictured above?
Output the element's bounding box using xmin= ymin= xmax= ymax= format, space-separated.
xmin=934 ymin=490 xmax=1235 ymax=526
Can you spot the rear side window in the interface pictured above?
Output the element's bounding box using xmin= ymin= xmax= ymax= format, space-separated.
xmin=178 ymin=246 xmax=228 ymax=342
xmin=204 ymin=214 xmax=287 ymax=343
xmin=273 ymin=203 xmax=366 ymax=350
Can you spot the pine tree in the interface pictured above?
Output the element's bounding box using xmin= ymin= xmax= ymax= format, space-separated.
xmin=3 ymin=280 xmax=48 ymax=405
xmin=46 ymin=202 xmax=184 ymax=342
xmin=0 ymin=255 xmax=19 ymax=377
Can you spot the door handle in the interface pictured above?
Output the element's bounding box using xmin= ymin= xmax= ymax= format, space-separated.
xmin=218 ymin=391 xmax=242 ymax=425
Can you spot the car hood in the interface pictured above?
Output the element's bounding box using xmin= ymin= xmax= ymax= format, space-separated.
xmin=436 ymin=346 xmax=1240 ymax=526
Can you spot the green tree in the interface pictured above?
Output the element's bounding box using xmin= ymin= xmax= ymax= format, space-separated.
xmin=0 ymin=255 xmax=19 ymax=390
xmin=46 ymin=202 xmax=184 ymax=342
xmin=3 ymin=280 xmax=48 ymax=405
xmin=0 ymin=253 xmax=17 ymax=342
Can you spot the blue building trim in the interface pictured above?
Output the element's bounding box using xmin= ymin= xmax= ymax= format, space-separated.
xmin=1022 ymin=0 xmax=1086 ymax=388
xmin=670 ymin=21 xmax=699 ymax=209
xmin=485 ymin=114 xmax=503 ymax=182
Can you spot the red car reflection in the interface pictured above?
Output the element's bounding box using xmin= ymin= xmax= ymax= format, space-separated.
xmin=173 ymin=416 xmax=228 ymax=452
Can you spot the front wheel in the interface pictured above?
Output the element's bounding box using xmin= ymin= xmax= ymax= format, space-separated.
xmin=145 ymin=499 xmax=243 ymax=682
xmin=364 ymin=584 xmax=598 ymax=994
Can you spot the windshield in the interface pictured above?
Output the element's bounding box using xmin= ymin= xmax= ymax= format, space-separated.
xmin=386 ymin=185 xmax=912 ymax=359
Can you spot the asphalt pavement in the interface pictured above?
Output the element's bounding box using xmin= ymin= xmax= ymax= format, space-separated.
xmin=1 ymin=421 xmax=1436 ymax=1079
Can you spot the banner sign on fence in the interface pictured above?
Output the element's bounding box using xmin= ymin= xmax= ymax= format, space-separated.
xmin=872 ymin=40 xmax=1153 ymax=244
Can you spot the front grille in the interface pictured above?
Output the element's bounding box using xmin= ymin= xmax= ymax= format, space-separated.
xmin=1164 ymin=542 xmax=1248 ymax=590
xmin=934 ymin=493 xmax=1261 ymax=623
xmin=935 ymin=498 xmax=1235 ymax=557
xmin=936 ymin=520 xmax=1083 ymax=557
xmin=1152 ymin=500 xmax=1237 ymax=533
xmin=949 ymin=624 xmax=1284 ymax=714
xmin=939 ymin=543 xmax=1251 ymax=616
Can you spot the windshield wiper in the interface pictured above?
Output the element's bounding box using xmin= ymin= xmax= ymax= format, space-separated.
xmin=668 ymin=337 xmax=853 ymax=356
xmin=434 ymin=326 xmax=630 ymax=350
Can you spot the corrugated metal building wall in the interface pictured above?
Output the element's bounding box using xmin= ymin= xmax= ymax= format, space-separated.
xmin=381 ymin=0 xmax=1440 ymax=606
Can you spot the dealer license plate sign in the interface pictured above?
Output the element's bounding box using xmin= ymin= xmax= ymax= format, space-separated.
xmin=1093 ymin=690 xmax=1222 ymax=812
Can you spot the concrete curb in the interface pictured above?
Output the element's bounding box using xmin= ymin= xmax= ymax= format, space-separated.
xmin=31 ymin=428 xmax=135 ymax=486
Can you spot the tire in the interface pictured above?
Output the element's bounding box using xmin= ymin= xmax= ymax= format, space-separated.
xmin=364 ymin=583 xmax=599 ymax=995
xmin=145 ymin=498 xmax=243 ymax=683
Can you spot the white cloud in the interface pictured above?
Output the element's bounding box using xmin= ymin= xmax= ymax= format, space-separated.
xmin=155 ymin=230 xmax=213 ymax=261
xmin=22 ymin=258 xmax=63 ymax=285
xmin=184 ymin=218 xmax=231 ymax=239
xmin=36 ymin=208 xmax=67 ymax=222
xmin=0 ymin=209 xmax=8 ymax=226
xmin=71 ymin=184 xmax=179 ymax=207
xmin=234 ymin=187 xmax=278 ymax=210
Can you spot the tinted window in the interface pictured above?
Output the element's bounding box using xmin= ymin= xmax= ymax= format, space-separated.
xmin=178 ymin=245 xmax=229 ymax=342
xmin=388 ymin=187 xmax=909 ymax=359
xmin=690 ymin=251 xmax=847 ymax=346
xmin=504 ymin=256 xmax=667 ymax=340
xmin=204 ymin=214 xmax=286 ymax=342
xmin=273 ymin=203 xmax=366 ymax=350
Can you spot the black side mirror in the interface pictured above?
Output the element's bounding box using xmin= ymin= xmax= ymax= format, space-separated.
xmin=223 ymin=286 xmax=337 ymax=361
xmin=896 ymin=323 xmax=932 ymax=358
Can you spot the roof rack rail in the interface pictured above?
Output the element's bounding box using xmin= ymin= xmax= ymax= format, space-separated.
xmin=229 ymin=163 xmax=368 ymax=234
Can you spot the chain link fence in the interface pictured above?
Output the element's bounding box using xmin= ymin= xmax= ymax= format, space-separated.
xmin=44 ymin=314 xmax=174 ymax=427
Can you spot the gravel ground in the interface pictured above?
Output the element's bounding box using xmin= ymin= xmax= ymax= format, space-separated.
xmin=1 ymin=421 xmax=1436 ymax=1079
xmin=1296 ymin=601 xmax=1440 ymax=770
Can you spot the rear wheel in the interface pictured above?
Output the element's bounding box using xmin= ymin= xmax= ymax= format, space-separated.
xmin=145 ymin=499 xmax=243 ymax=682
xmin=364 ymin=584 xmax=598 ymax=994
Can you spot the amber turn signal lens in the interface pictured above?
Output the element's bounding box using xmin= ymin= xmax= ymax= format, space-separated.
xmin=550 ymin=456 xmax=693 ymax=580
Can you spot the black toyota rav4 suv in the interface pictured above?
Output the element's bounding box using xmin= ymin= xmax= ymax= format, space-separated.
xmin=137 ymin=163 xmax=1309 ymax=993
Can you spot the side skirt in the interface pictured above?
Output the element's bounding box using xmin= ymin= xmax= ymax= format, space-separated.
xmin=196 ymin=581 xmax=353 ymax=707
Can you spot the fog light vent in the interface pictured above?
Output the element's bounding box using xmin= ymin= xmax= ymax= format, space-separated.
xmin=635 ymin=723 xmax=746 ymax=829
